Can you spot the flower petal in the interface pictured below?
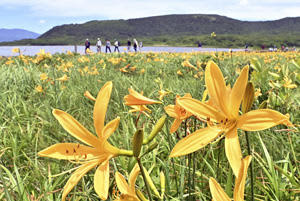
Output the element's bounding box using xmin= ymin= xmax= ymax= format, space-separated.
xmin=94 ymin=81 xmax=112 ymax=138
xmin=38 ymin=143 xmax=99 ymax=160
xmin=94 ymin=160 xmax=110 ymax=200
xmin=62 ymin=160 xmax=99 ymax=201
xmin=170 ymin=119 xmax=183 ymax=133
xmin=117 ymin=194 xmax=140 ymax=201
xmin=102 ymin=117 xmax=120 ymax=141
xmin=52 ymin=109 xmax=99 ymax=147
xmin=238 ymin=109 xmax=293 ymax=131
xmin=177 ymin=97 xmax=225 ymax=122
xmin=230 ymin=66 xmax=249 ymax=118
xmin=124 ymin=88 xmax=161 ymax=105
xmin=84 ymin=91 xmax=96 ymax=101
xmin=115 ymin=172 xmax=131 ymax=194
xmin=164 ymin=105 xmax=177 ymax=118
xmin=205 ymin=61 xmax=229 ymax=117
xmin=209 ymin=178 xmax=231 ymax=201
xmin=225 ymin=127 xmax=242 ymax=177
xmin=170 ymin=126 xmax=223 ymax=157
xmin=128 ymin=163 xmax=140 ymax=189
xmin=234 ymin=156 xmax=252 ymax=201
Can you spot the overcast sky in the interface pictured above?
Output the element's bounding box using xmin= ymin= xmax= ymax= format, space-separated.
xmin=0 ymin=0 xmax=300 ymax=34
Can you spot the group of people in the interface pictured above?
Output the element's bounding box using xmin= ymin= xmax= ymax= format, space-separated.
xmin=247 ymin=44 xmax=297 ymax=52
xmin=84 ymin=38 xmax=143 ymax=54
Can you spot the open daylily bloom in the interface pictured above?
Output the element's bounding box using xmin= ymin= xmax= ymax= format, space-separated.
xmin=164 ymin=94 xmax=193 ymax=133
xmin=38 ymin=82 xmax=131 ymax=201
xmin=209 ymin=156 xmax=252 ymax=201
xmin=124 ymin=88 xmax=161 ymax=106
xmin=170 ymin=61 xmax=293 ymax=176
xmin=114 ymin=164 xmax=140 ymax=201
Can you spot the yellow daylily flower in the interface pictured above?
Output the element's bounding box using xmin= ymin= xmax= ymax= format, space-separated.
xmin=283 ymin=77 xmax=297 ymax=89
xmin=164 ymin=94 xmax=193 ymax=133
xmin=182 ymin=60 xmax=197 ymax=70
xmin=124 ymin=88 xmax=162 ymax=106
xmin=177 ymin=70 xmax=183 ymax=76
xmin=171 ymin=61 xmax=293 ymax=176
xmin=12 ymin=47 xmax=20 ymax=53
xmin=209 ymin=156 xmax=252 ymax=201
xmin=40 ymin=73 xmax=48 ymax=81
xmin=120 ymin=64 xmax=130 ymax=73
xmin=35 ymin=85 xmax=43 ymax=93
xmin=140 ymin=68 xmax=145 ymax=74
xmin=254 ymin=88 xmax=262 ymax=98
xmin=114 ymin=164 xmax=140 ymax=201
xmin=56 ymin=74 xmax=69 ymax=81
xmin=38 ymin=82 xmax=131 ymax=201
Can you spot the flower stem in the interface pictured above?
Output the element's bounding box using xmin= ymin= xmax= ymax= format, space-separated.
xmin=188 ymin=154 xmax=192 ymax=201
xmin=216 ymin=138 xmax=224 ymax=179
xmin=135 ymin=112 xmax=142 ymax=128
xmin=118 ymin=149 xmax=133 ymax=157
xmin=245 ymin=131 xmax=254 ymax=201
xmin=136 ymin=157 xmax=153 ymax=201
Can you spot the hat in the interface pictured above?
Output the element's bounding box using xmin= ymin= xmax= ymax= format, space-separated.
xmin=98 ymin=38 xmax=100 ymax=40
xmin=86 ymin=38 xmax=89 ymax=40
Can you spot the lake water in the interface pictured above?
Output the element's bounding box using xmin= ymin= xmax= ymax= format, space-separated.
xmin=0 ymin=45 xmax=243 ymax=56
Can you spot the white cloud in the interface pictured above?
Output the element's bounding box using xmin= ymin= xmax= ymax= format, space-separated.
xmin=0 ymin=0 xmax=299 ymax=21
xmin=39 ymin=19 xmax=46 ymax=24
xmin=239 ymin=0 xmax=248 ymax=6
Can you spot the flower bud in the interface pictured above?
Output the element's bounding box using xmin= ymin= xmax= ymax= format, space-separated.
xmin=136 ymin=189 xmax=148 ymax=201
xmin=132 ymin=129 xmax=144 ymax=158
xmin=242 ymin=82 xmax=255 ymax=113
xmin=143 ymin=115 xmax=166 ymax=145
xmin=143 ymin=167 xmax=160 ymax=198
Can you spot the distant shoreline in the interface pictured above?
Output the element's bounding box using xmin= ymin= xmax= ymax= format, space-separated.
xmin=0 ymin=45 xmax=249 ymax=56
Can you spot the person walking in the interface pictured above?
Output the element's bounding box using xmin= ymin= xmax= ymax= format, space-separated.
xmin=139 ymin=41 xmax=143 ymax=52
xmin=133 ymin=38 xmax=138 ymax=52
xmin=105 ymin=39 xmax=111 ymax=53
xmin=245 ymin=44 xmax=249 ymax=52
xmin=197 ymin=41 xmax=202 ymax=48
xmin=114 ymin=39 xmax=120 ymax=52
xmin=96 ymin=38 xmax=102 ymax=53
xmin=127 ymin=39 xmax=131 ymax=52
xmin=85 ymin=39 xmax=90 ymax=54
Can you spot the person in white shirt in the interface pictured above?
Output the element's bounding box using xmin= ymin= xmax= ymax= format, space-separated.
xmin=114 ymin=39 xmax=120 ymax=52
xmin=96 ymin=38 xmax=102 ymax=53
xmin=139 ymin=41 xmax=143 ymax=52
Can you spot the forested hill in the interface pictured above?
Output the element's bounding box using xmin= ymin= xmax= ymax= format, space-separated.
xmin=40 ymin=14 xmax=300 ymax=40
xmin=2 ymin=14 xmax=300 ymax=47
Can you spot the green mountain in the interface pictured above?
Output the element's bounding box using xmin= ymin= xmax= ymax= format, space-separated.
xmin=2 ymin=14 xmax=300 ymax=47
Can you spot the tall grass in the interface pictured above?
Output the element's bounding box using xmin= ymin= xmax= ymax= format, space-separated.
xmin=0 ymin=50 xmax=299 ymax=200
